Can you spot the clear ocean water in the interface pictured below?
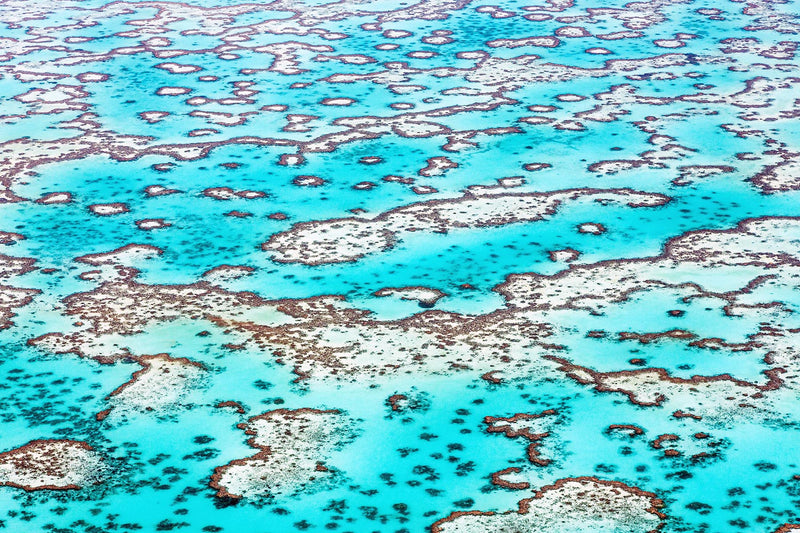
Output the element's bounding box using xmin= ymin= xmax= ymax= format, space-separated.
xmin=0 ymin=0 xmax=799 ymax=531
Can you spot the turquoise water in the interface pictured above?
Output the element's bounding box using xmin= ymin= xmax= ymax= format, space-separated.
xmin=0 ymin=0 xmax=799 ymax=531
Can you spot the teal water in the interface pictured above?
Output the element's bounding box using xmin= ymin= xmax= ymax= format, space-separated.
xmin=1 ymin=0 xmax=799 ymax=531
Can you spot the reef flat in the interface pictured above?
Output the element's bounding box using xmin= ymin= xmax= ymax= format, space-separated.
xmin=0 ymin=0 xmax=799 ymax=531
